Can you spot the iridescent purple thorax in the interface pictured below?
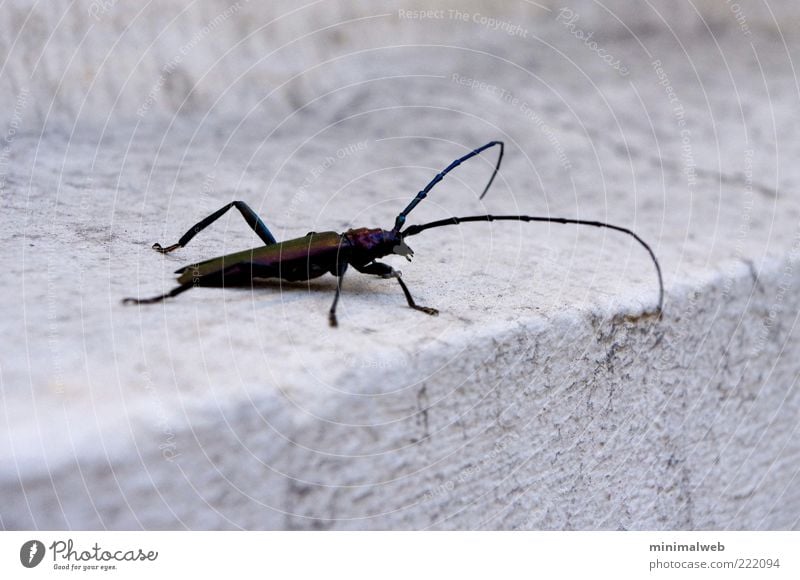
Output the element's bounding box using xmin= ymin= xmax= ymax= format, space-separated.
xmin=344 ymin=227 xmax=414 ymax=265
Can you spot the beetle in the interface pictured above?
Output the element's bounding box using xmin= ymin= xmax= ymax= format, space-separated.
xmin=123 ymin=141 xmax=663 ymax=326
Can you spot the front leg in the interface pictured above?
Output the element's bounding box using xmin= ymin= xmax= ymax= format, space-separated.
xmin=354 ymin=262 xmax=438 ymax=316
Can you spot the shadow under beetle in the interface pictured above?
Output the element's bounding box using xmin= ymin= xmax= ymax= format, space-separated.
xmin=123 ymin=141 xmax=664 ymax=326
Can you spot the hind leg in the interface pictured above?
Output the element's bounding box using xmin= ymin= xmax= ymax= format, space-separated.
xmin=122 ymin=281 xmax=194 ymax=305
xmin=153 ymin=201 xmax=277 ymax=253
xmin=122 ymin=263 xmax=252 ymax=305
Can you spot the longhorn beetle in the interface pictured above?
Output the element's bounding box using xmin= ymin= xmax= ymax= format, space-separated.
xmin=123 ymin=141 xmax=664 ymax=326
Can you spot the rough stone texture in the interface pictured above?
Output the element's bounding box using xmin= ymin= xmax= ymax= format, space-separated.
xmin=2 ymin=1 xmax=800 ymax=529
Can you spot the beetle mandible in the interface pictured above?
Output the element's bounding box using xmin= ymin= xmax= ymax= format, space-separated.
xmin=123 ymin=141 xmax=664 ymax=326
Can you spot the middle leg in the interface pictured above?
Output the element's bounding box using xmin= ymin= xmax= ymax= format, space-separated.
xmin=328 ymin=262 xmax=349 ymax=327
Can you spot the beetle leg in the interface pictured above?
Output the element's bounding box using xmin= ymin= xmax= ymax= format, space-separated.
xmin=122 ymin=281 xmax=194 ymax=305
xmin=123 ymin=263 xmax=251 ymax=306
xmin=328 ymin=263 xmax=349 ymax=327
xmin=355 ymin=262 xmax=438 ymax=316
xmin=152 ymin=201 xmax=278 ymax=253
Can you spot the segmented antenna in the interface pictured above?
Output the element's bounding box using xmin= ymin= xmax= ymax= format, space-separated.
xmin=402 ymin=214 xmax=664 ymax=314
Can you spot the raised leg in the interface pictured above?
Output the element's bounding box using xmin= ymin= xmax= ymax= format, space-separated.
xmin=355 ymin=261 xmax=439 ymax=316
xmin=328 ymin=263 xmax=349 ymax=327
xmin=153 ymin=201 xmax=277 ymax=253
xmin=392 ymin=141 xmax=504 ymax=232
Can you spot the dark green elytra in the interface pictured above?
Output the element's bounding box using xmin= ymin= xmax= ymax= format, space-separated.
xmin=175 ymin=231 xmax=345 ymax=285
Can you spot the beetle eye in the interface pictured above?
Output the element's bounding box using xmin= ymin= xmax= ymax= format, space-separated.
xmin=393 ymin=240 xmax=414 ymax=261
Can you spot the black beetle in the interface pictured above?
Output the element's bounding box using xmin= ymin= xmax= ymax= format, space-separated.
xmin=123 ymin=141 xmax=663 ymax=326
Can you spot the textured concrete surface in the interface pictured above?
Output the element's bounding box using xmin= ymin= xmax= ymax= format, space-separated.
xmin=2 ymin=1 xmax=800 ymax=529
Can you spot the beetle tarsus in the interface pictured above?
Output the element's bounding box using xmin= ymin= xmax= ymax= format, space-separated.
xmin=122 ymin=295 xmax=164 ymax=305
xmin=152 ymin=242 xmax=181 ymax=253
xmin=395 ymin=275 xmax=438 ymax=316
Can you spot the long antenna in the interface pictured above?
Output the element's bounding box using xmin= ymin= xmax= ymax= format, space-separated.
xmin=392 ymin=141 xmax=504 ymax=233
xmin=402 ymin=214 xmax=664 ymax=315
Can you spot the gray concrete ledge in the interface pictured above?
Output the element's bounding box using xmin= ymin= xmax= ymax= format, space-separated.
xmin=2 ymin=0 xmax=800 ymax=529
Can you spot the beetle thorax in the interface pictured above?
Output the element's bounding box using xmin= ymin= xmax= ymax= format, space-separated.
xmin=344 ymin=227 xmax=401 ymax=265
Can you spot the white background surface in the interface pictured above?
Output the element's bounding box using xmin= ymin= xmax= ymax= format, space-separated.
xmin=1 ymin=0 xmax=799 ymax=529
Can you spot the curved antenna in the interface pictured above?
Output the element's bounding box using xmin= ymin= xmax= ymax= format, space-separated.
xmin=392 ymin=141 xmax=505 ymax=233
xmin=402 ymin=214 xmax=664 ymax=315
